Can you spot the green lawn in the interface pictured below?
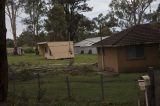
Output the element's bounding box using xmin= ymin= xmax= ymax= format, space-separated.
xmin=7 ymin=53 xmax=145 ymax=105
xmin=8 ymin=53 xmax=97 ymax=65
xmin=8 ymin=72 xmax=144 ymax=106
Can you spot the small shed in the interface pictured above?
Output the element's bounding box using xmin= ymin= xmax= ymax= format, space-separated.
xmin=17 ymin=47 xmax=24 ymax=55
xmin=38 ymin=41 xmax=74 ymax=59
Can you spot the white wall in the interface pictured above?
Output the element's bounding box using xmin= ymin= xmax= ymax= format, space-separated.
xmin=74 ymin=47 xmax=97 ymax=54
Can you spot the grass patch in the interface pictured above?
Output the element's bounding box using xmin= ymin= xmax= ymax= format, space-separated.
xmin=8 ymin=72 xmax=144 ymax=106
xmin=7 ymin=53 xmax=145 ymax=105
xmin=8 ymin=53 xmax=97 ymax=65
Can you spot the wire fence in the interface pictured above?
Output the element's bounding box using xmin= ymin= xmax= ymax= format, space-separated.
xmin=7 ymin=72 xmax=144 ymax=106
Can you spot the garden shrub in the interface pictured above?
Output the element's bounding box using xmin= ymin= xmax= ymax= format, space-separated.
xmin=23 ymin=47 xmax=35 ymax=53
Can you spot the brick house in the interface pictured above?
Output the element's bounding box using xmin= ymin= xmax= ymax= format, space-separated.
xmin=94 ymin=23 xmax=160 ymax=72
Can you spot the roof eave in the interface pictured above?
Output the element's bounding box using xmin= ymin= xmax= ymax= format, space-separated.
xmin=94 ymin=42 xmax=160 ymax=47
xmin=37 ymin=42 xmax=48 ymax=45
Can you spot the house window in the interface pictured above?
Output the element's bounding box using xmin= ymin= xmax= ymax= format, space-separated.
xmin=81 ymin=50 xmax=84 ymax=54
xmin=127 ymin=45 xmax=144 ymax=59
xmin=88 ymin=50 xmax=92 ymax=54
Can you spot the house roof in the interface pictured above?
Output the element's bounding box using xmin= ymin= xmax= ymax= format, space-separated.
xmin=74 ymin=37 xmax=109 ymax=47
xmin=37 ymin=41 xmax=73 ymax=45
xmin=94 ymin=23 xmax=160 ymax=47
xmin=37 ymin=42 xmax=48 ymax=45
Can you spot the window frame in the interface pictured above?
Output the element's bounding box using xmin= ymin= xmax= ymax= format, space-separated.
xmin=127 ymin=45 xmax=145 ymax=60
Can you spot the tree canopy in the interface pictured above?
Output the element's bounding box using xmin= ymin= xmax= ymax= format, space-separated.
xmin=45 ymin=4 xmax=67 ymax=41
xmin=53 ymin=0 xmax=93 ymax=41
xmin=109 ymin=0 xmax=155 ymax=29
xmin=93 ymin=13 xmax=118 ymax=36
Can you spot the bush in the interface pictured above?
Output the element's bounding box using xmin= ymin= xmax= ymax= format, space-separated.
xmin=66 ymin=65 xmax=97 ymax=75
xmin=8 ymin=65 xmax=35 ymax=81
xmin=7 ymin=48 xmax=14 ymax=55
xmin=16 ymin=89 xmax=29 ymax=106
xmin=17 ymin=69 xmax=35 ymax=81
xmin=23 ymin=47 xmax=35 ymax=53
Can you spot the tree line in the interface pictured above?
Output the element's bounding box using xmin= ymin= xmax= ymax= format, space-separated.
xmin=6 ymin=0 xmax=160 ymax=53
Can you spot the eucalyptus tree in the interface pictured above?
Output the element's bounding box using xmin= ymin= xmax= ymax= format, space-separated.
xmin=23 ymin=0 xmax=46 ymax=55
xmin=109 ymin=0 xmax=155 ymax=29
xmin=0 ymin=0 xmax=8 ymax=102
xmin=52 ymin=0 xmax=93 ymax=41
xmin=93 ymin=13 xmax=118 ymax=36
xmin=138 ymin=3 xmax=160 ymax=23
xmin=6 ymin=0 xmax=24 ymax=55
xmin=74 ymin=16 xmax=96 ymax=42
xmin=45 ymin=4 xmax=67 ymax=41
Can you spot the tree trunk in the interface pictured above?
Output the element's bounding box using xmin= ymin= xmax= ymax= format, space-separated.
xmin=34 ymin=32 xmax=39 ymax=55
xmin=35 ymin=45 xmax=39 ymax=55
xmin=0 ymin=0 xmax=8 ymax=102
xmin=13 ymin=20 xmax=18 ymax=55
xmin=6 ymin=0 xmax=18 ymax=55
xmin=13 ymin=33 xmax=18 ymax=55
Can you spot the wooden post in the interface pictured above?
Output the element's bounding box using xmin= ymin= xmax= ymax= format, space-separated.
xmin=100 ymin=26 xmax=105 ymax=71
xmin=100 ymin=74 xmax=105 ymax=100
xmin=12 ymin=72 xmax=16 ymax=106
xmin=148 ymin=69 xmax=160 ymax=106
xmin=145 ymin=89 xmax=149 ymax=106
xmin=148 ymin=67 xmax=155 ymax=106
xmin=66 ymin=76 xmax=71 ymax=100
xmin=153 ymin=70 xmax=160 ymax=106
xmin=37 ymin=73 xmax=41 ymax=102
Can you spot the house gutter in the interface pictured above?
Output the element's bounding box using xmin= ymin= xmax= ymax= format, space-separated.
xmin=94 ymin=42 xmax=160 ymax=48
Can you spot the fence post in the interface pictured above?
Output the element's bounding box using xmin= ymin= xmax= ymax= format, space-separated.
xmin=148 ymin=67 xmax=155 ymax=106
xmin=153 ymin=70 xmax=160 ymax=106
xmin=66 ymin=76 xmax=71 ymax=101
xmin=12 ymin=72 xmax=16 ymax=106
xmin=37 ymin=73 xmax=41 ymax=102
xmin=100 ymin=74 xmax=105 ymax=101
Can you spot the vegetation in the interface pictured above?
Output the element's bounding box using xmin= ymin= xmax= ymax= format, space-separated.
xmin=8 ymin=54 xmax=97 ymax=65
xmin=6 ymin=39 xmax=14 ymax=48
xmin=6 ymin=0 xmax=159 ymax=48
xmin=22 ymin=0 xmax=46 ymax=55
xmin=6 ymin=54 xmax=145 ymax=105
xmin=7 ymin=65 xmax=145 ymax=106
xmin=145 ymin=3 xmax=160 ymax=23
xmin=55 ymin=0 xmax=93 ymax=41
xmin=45 ymin=4 xmax=68 ymax=41
xmin=45 ymin=0 xmax=95 ymax=42
xmin=93 ymin=13 xmax=118 ymax=36
xmin=109 ymin=0 xmax=155 ymax=29
xmin=6 ymin=0 xmax=24 ymax=55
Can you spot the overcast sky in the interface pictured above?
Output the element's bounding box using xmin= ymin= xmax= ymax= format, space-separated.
xmin=6 ymin=0 xmax=159 ymax=39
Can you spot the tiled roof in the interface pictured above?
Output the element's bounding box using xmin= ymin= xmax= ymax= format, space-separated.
xmin=94 ymin=23 xmax=160 ymax=47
